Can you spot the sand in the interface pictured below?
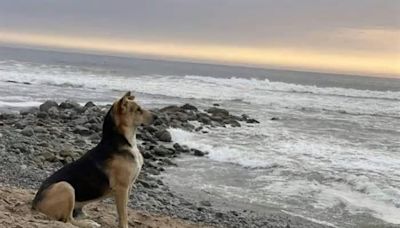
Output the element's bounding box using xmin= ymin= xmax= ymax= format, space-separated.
xmin=0 ymin=186 xmax=205 ymax=228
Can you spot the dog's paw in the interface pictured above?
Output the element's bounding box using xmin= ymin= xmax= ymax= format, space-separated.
xmin=82 ymin=219 xmax=101 ymax=228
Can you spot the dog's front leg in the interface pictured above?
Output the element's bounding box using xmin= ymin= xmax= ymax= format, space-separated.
xmin=114 ymin=187 xmax=129 ymax=228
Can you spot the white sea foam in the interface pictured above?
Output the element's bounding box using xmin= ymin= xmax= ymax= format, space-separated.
xmin=169 ymin=127 xmax=400 ymax=225
xmin=1 ymin=61 xmax=399 ymax=117
xmin=0 ymin=100 xmax=42 ymax=108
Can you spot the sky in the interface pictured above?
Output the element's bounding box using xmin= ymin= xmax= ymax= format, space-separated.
xmin=0 ymin=0 xmax=399 ymax=77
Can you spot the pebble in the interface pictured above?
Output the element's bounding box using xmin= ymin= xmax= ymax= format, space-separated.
xmin=21 ymin=127 xmax=34 ymax=136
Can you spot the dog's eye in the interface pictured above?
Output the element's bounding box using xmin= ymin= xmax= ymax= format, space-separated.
xmin=136 ymin=107 xmax=142 ymax=113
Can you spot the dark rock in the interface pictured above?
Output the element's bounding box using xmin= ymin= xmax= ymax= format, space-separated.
xmin=84 ymin=101 xmax=96 ymax=108
xmin=181 ymin=103 xmax=198 ymax=111
xmin=206 ymin=107 xmax=229 ymax=116
xmin=21 ymin=127 xmax=34 ymax=136
xmin=142 ymin=150 xmax=154 ymax=159
xmin=142 ymin=125 xmax=158 ymax=133
xmin=154 ymin=146 xmax=172 ymax=157
xmin=192 ymin=149 xmax=205 ymax=157
xmin=213 ymin=103 xmax=220 ymax=106
xmin=155 ymin=130 xmax=172 ymax=142
xmin=227 ymin=119 xmax=241 ymax=127
xmin=246 ymin=118 xmax=260 ymax=123
xmin=270 ymin=117 xmax=280 ymax=121
xmin=0 ymin=113 xmax=18 ymax=120
xmin=59 ymin=100 xmax=82 ymax=111
xmin=37 ymin=111 xmax=48 ymax=119
xmin=195 ymin=126 xmax=203 ymax=132
xmin=173 ymin=143 xmax=184 ymax=152
xmin=162 ymin=158 xmax=177 ymax=166
xmin=139 ymin=180 xmax=157 ymax=189
xmin=215 ymin=212 xmax=224 ymax=218
xmin=39 ymin=100 xmax=58 ymax=112
xmin=73 ymin=126 xmax=92 ymax=136
xmin=198 ymin=116 xmax=211 ymax=125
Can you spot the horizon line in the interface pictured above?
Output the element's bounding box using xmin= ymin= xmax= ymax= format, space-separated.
xmin=0 ymin=31 xmax=399 ymax=79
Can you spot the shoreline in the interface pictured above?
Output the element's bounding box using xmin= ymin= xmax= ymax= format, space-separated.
xmin=0 ymin=100 xmax=329 ymax=228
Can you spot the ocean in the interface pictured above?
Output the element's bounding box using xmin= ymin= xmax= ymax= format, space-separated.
xmin=1 ymin=46 xmax=399 ymax=227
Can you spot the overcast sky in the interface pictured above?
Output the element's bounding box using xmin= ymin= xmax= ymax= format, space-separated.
xmin=0 ymin=0 xmax=399 ymax=77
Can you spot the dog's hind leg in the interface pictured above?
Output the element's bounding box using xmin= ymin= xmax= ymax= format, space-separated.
xmin=35 ymin=181 xmax=100 ymax=228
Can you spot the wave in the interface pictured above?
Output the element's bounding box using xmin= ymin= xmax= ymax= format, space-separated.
xmin=1 ymin=61 xmax=399 ymax=117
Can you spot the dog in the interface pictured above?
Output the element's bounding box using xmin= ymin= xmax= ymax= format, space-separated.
xmin=32 ymin=92 xmax=155 ymax=228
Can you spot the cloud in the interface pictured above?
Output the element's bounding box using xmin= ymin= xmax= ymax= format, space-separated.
xmin=0 ymin=0 xmax=399 ymax=76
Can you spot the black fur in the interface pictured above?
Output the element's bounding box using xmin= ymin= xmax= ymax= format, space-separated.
xmin=33 ymin=105 xmax=134 ymax=208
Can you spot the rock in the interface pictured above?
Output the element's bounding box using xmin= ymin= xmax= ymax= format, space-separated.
xmin=59 ymin=100 xmax=82 ymax=111
xmin=213 ymin=103 xmax=220 ymax=106
xmin=73 ymin=126 xmax=92 ymax=135
xmin=155 ymin=130 xmax=172 ymax=142
xmin=192 ymin=149 xmax=205 ymax=157
xmin=47 ymin=107 xmax=59 ymax=117
xmin=206 ymin=107 xmax=229 ymax=116
xmin=227 ymin=119 xmax=241 ymax=127
xmin=200 ymin=200 xmax=212 ymax=207
xmin=181 ymin=103 xmax=198 ymax=111
xmin=162 ymin=158 xmax=177 ymax=166
xmin=60 ymin=149 xmax=74 ymax=157
xmin=33 ymin=126 xmax=47 ymax=134
xmin=241 ymin=114 xmax=249 ymax=120
xmin=142 ymin=125 xmax=158 ymax=133
xmin=36 ymin=111 xmax=48 ymax=119
xmin=21 ymin=127 xmax=34 ymax=136
xmin=215 ymin=212 xmax=224 ymax=218
xmin=198 ymin=116 xmax=211 ymax=125
xmin=39 ymin=100 xmax=58 ymax=112
xmin=20 ymin=107 xmax=39 ymax=115
xmin=139 ymin=180 xmax=158 ymax=189
xmin=246 ymin=118 xmax=260 ymax=123
xmin=173 ymin=143 xmax=184 ymax=152
xmin=154 ymin=146 xmax=172 ymax=157
xmin=0 ymin=113 xmax=18 ymax=120
xmin=42 ymin=151 xmax=56 ymax=162
xmin=84 ymin=101 xmax=96 ymax=108
xmin=159 ymin=105 xmax=182 ymax=113
xmin=270 ymin=117 xmax=280 ymax=121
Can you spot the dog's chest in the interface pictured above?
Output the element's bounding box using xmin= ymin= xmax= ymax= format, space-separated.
xmin=106 ymin=148 xmax=144 ymax=189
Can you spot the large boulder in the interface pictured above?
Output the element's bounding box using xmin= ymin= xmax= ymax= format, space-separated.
xmin=206 ymin=107 xmax=229 ymax=116
xmin=181 ymin=103 xmax=198 ymax=111
xmin=59 ymin=100 xmax=82 ymax=111
xmin=155 ymin=129 xmax=172 ymax=142
xmin=39 ymin=100 xmax=58 ymax=112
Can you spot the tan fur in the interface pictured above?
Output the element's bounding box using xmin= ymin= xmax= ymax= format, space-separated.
xmin=35 ymin=182 xmax=100 ymax=228
xmin=105 ymin=150 xmax=143 ymax=228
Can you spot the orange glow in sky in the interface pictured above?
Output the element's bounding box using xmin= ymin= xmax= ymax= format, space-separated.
xmin=0 ymin=31 xmax=399 ymax=78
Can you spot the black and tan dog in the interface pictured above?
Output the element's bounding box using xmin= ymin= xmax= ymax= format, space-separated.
xmin=32 ymin=92 xmax=155 ymax=228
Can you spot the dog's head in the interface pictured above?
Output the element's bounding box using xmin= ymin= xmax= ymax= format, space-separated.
xmin=111 ymin=91 xmax=154 ymax=129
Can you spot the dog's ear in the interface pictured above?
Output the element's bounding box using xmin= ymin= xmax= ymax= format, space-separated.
xmin=123 ymin=91 xmax=135 ymax=100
